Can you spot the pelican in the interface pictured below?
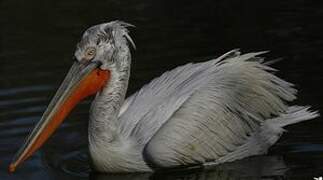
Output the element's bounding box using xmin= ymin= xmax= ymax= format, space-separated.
xmin=9 ymin=21 xmax=319 ymax=173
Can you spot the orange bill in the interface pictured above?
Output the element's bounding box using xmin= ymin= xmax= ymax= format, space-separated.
xmin=9 ymin=61 xmax=110 ymax=173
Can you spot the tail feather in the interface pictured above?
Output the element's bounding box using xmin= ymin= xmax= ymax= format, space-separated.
xmin=266 ymin=106 xmax=319 ymax=128
xmin=205 ymin=106 xmax=319 ymax=166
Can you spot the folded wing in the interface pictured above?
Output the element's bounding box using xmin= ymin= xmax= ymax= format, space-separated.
xmin=118 ymin=50 xmax=301 ymax=167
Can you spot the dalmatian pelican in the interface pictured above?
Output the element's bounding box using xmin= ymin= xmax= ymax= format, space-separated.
xmin=9 ymin=21 xmax=319 ymax=173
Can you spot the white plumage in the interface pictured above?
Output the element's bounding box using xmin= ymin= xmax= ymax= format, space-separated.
xmin=116 ymin=49 xmax=317 ymax=170
xmin=84 ymin=23 xmax=318 ymax=172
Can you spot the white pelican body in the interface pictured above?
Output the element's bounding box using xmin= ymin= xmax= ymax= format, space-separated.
xmin=10 ymin=21 xmax=319 ymax=173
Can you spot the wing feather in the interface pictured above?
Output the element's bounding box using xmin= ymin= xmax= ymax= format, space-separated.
xmin=118 ymin=50 xmax=298 ymax=167
xmin=118 ymin=49 xmax=241 ymax=143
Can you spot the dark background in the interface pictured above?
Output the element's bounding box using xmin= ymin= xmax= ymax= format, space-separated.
xmin=1 ymin=0 xmax=323 ymax=179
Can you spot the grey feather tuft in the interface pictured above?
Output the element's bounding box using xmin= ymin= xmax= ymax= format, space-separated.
xmin=105 ymin=20 xmax=136 ymax=50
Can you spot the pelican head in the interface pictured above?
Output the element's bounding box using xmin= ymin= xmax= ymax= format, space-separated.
xmin=74 ymin=21 xmax=135 ymax=70
xmin=9 ymin=21 xmax=134 ymax=172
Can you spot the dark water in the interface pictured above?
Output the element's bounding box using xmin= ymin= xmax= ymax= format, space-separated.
xmin=1 ymin=0 xmax=323 ymax=179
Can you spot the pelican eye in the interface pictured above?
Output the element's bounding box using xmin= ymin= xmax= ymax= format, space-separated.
xmin=84 ymin=47 xmax=96 ymax=60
